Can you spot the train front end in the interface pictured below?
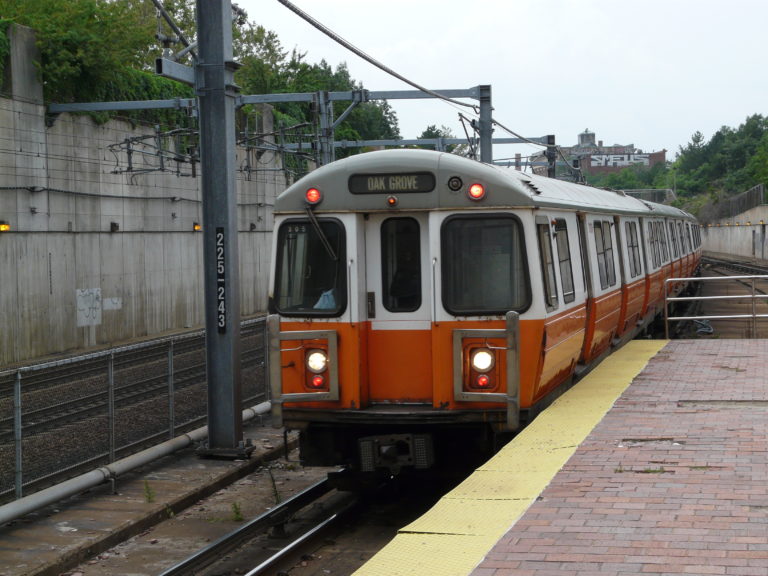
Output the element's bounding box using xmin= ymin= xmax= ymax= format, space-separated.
xmin=267 ymin=150 xmax=532 ymax=474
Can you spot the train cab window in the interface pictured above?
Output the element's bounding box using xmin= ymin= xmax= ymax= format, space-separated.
xmin=537 ymin=219 xmax=558 ymax=310
xmin=441 ymin=215 xmax=530 ymax=315
xmin=593 ymin=221 xmax=616 ymax=289
xmin=382 ymin=218 xmax=421 ymax=312
xmin=625 ymin=221 xmax=643 ymax=278
xmin=554 ymin=219 xmax=575 ymax=304
xmin=272 ymin=219 xmax=347 ymax=316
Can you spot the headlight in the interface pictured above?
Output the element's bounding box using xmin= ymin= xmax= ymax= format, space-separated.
xmin=306 ymin=350 xmax=329 ymax=373
xmin=470 ymin=349 xmax=494 ymax=373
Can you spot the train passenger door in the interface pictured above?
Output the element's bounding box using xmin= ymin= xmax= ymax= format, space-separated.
xmin=364 ymin=215 xmax=433 ymax=403
xmin=535 ymin=214 xmax=587 ymax=397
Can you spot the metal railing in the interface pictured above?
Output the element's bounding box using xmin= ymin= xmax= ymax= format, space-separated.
xmin=0 ymin=318 xmax=267 ymax=504
xmin=664 ymin=275 xmax=768 ymax=338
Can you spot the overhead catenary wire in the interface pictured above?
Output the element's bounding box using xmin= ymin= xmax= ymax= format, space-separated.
xmin=275 ymin=0 xmax=477 ymax=113
xmin=493 ymin=117 xmax=585 ymax=181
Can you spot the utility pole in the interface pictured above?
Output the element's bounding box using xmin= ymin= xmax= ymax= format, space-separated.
xmin=195 ymin=0 xmax=246 ymax=457
xmin=546 ymin=135 xmax=557 ymax=178
xmin=316 ymin=90 xmax=334 ymax=165
xmin=478 ymin=85 xmax=493 ymax=163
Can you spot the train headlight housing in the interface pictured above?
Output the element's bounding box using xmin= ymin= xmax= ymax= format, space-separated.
xmin=470 ymin=349 xmax=494 ymax=373
xmin=306 ymin=349 xmax=329 ymax=373
xmin=305 ymin=187 xmax=322 ymax=205
xmin=467 ymin=183 xmax=486 ymax=201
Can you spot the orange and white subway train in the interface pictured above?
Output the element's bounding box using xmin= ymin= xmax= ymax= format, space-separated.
xmin=266 ymin=149 xmax=701 ymax=475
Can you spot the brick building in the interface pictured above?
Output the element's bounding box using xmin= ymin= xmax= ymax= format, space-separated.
xmin=567 ymin=129 xmax=666 ymax=175
xmin=531 ymin=129 xmax=666 ymax=178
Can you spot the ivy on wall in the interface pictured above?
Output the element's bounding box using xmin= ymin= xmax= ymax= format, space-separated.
xmin=0 ymin=20 xmax=12 ymax=85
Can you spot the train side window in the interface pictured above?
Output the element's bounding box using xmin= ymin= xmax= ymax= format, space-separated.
xmin=678 ymin=222 xmax=688 ymax=254
xmin=658 ymin=222 xmax=670 ymax=263
xmin=686 ymin=223 xmax=694 ymax=252
xmin=441 ymin=215 xmax=530 ymax=315
xmin=668 ymin=222 xmax=679 ymax=258
xmin=648 ymin=221 xmax=660 ymax=268
xmin=382 ymin=218 xmax=421 ymax=312
xmin=537 ymin=219 xmax=559 ymax=310
xmin=272 ymin=218 xmax=347 ymax=316
xmin=593 ymin=221 xmax=616 ymax=289
xmin=624 ymin=221 xmax=643 ymax=278
xmin=554 ymin=219 xmax=575 ymax=304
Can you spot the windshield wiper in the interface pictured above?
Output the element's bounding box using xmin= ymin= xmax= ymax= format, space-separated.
xmin=305 ymin=206 xmax=338 ymax=261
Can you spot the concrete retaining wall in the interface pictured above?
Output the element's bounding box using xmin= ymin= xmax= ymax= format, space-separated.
xmin=0 ymin=26 xmax=284 ymax=365
xmin=701 ymin=205 xmax=768 ymax=262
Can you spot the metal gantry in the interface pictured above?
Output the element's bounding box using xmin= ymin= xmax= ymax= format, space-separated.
xmin=43 ymin=2 xmax=552 ymax=456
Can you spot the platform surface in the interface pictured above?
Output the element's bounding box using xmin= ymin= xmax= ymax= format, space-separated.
xmin=356 ymin=339 xmax=768 ymax=576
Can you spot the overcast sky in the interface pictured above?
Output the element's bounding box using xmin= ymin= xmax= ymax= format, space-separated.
xmin=236 ymin=0 xmax=766 ymax=163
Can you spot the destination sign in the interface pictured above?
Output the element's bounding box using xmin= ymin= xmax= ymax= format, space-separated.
xmin=348 ymin=172 xmax=435 ymax=194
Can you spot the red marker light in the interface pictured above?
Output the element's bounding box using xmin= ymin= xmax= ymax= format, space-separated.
xmin=310 ymin=375 xmax=325 ymax=388
xmin=476 ymin=374 xmax=491 ymax=388
xmin=305 ymin=188 xmax=322 ymax=205
xmin=468 ymin=183 xmax=485 ymax=200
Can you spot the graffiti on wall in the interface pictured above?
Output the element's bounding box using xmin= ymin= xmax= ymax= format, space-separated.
xmin=591 ymin=154 xmax=649 ymax=167
xmin=76 ymin=288 xmax=102 ymax=327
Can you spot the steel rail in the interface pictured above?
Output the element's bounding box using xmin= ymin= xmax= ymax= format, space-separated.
xmin=664 ymin=271 xmax=768 ymax=338
xmin=157 ymin=477 xmax=337 ymax=576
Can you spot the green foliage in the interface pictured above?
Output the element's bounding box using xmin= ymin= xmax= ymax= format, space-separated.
xmin=231 ymin=502 xmax=243 ymax=522
xmin=585 ymin=113 xmax=768 ymax=221
xmin=0 ymin=20 xmax=11 ymax=82
xmin=143 ymin=480 xmax=155 ymax=504
xmin=673 ymin=114 xmax=768 ymax=198
xmin=0 ymin=0 xmax=398 ymax=144
xmin=238 ymin=53 xmax=400 ymax=159
xmin=87 ymin=66 xmax=195 ymax=127
xmin=417 ymin=124 xmax=468 ymax=155
xmin=586 ymin=161 xmax=669 ymax=190
xmin=0 ymin=0 xmax=156 ymax=101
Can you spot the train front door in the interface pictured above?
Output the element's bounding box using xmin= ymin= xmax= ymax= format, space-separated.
xmin=364 ymin=215 xmax=433 ymax=403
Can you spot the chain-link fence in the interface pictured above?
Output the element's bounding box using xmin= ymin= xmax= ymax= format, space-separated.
xmin=0 ymin=318 xmax=267 ymax=505
xmin=698 ymin=184 xmax=766 ymax=223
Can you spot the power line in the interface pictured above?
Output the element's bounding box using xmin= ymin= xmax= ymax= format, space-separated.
xmin=275 ymin=0 xmax=477 ymax=112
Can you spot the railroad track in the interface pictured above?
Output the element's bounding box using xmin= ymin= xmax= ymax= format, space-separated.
xmin=0 ymin=361 xmax=207 ymax=442
xmin=0 ymin=322 xmax=265 ymax=440
xmin=702 ymin=255 xmax=768 ymax=276
xmin=0 ymin=337 xmax=205 ymax=400
xmin=672 ymin=257 xmax=768 ymax=339
xmin=158 ymin=477 xmax=359 ymax=576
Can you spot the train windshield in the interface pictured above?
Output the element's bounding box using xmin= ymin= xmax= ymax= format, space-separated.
xmin=441 ymin=215 xmax=530 ymax=315
xmin=273 ymin=219 xmax=347 ymax=316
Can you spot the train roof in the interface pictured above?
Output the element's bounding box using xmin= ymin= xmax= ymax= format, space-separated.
xmin=275 ymin=149 xmax=695 ymax=220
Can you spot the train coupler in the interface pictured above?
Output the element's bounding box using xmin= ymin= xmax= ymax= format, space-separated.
xmin=358 ymin=433 xmax=434 ymax=473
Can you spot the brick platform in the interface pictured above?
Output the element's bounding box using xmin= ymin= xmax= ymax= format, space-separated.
xmin=472 ymin=339 xmax=768 ymax=576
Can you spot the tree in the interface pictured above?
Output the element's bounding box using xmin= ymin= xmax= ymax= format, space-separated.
xmin=0 ymin=0 xmax=157 ymax=101
xmin=417 ymin=124 xmax=467 ymax=155
xmin=746 ymin=131 xmax=768 ymax=186
xmin=673 ymin=114 xmax=768 ymax=198
xmin=0 ymin=0 xmax=399 ymax=146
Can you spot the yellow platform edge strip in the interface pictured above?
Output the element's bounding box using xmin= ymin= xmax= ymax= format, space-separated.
xmin=353 ymin=339 xmax=668 ymax=576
